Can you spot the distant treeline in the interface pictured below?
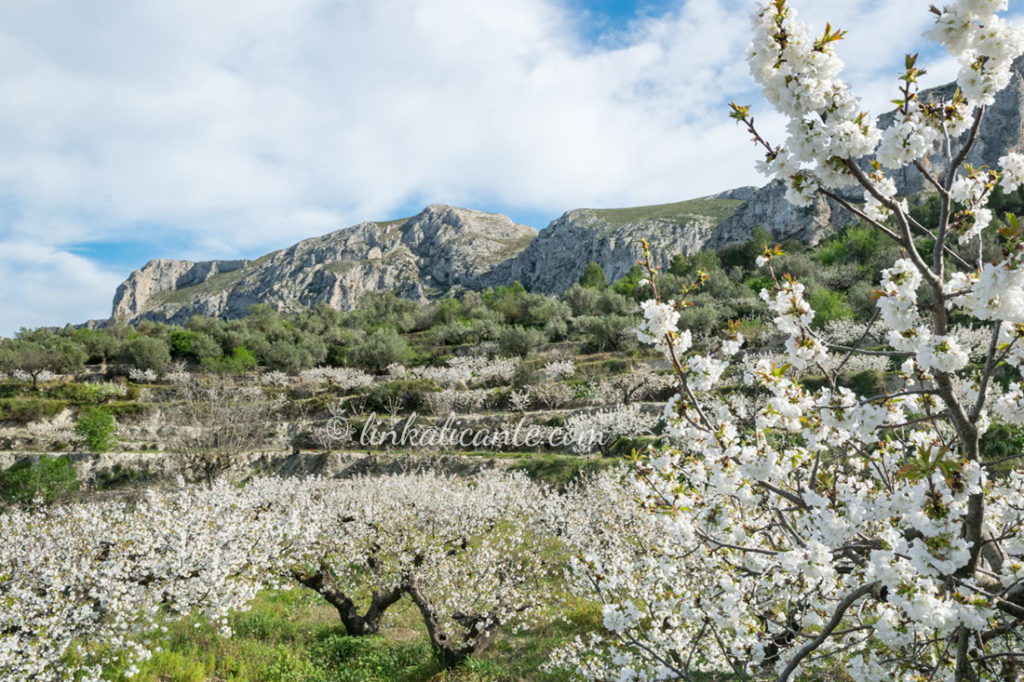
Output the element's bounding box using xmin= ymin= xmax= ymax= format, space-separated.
xmin=3 ymin=190 xmax=1021 ymax=381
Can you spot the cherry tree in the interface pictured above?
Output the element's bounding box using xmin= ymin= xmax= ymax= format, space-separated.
xmin=0 ymin=478 xmax=300 ymax=681
xmin=280 ymin=471 xmax=560 ymax=667
xmin=566 ymin=403 xmax=659 ymax=456
xmin=1 ymin=471 xmax=561 ymax=679
xmin=551 ymin=1 xmax=1024 ymax=680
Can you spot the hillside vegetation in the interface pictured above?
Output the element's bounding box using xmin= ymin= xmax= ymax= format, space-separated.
xmin=3 ymin=189 xmax=1024 ymax=681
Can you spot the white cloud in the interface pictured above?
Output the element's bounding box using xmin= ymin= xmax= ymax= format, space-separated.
xmin=0 ymin=242 xmax=124 ymax=336
xmin=0 ymin=0 xmax=1018 ymax=334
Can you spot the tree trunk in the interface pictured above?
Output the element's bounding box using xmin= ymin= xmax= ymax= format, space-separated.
xmin=402 ymin=575 xmax=501 ymax=670
xmin=294 ymin=569 xmax=401 ymax=636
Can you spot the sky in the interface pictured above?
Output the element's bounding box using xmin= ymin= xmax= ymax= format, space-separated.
xmin=0 ymin=0 xmax=1022 ymax=336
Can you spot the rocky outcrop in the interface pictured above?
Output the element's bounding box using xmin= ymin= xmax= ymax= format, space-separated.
xmin=706 ymin=180 xmax=857 ymax=249
xmin=111 ymin=198 xmax=748 ymax=321
xmin=113 ymin=205 xmax=537 ymax=324
xmin=112 ymin=259 xmax=248 ymax=319
xmin=498 ymin=208 xmax=720 ymax=295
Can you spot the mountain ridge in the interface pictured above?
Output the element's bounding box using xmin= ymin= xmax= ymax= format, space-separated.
xmin=109 ymin=57 xmax=1024 ymax=325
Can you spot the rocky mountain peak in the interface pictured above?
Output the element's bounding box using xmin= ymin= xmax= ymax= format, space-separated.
xmin=108 ymin=60 xmax=1024 ymax=324
xmin=111 ymin=205 xmax=537 ymax=325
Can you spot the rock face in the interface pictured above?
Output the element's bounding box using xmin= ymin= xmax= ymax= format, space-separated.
xmin=112 ymin=259 xmax=248 ymax=319
xmin=113 ymin=205 xmax=536 ymax=324
xmin=111 ymin=196 xmax=756 ymax=323
xmin=498 ymin=207 xmax=720 ymax=294
xmin=706 ymin=180 xmax=857 ymax=249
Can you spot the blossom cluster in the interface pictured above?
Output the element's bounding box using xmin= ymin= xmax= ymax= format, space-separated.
xmin=746 ymin=0 xmax=879 ymax=204
xmin=387 ymin=355 xmax=520 ymax=388
xmin=551 ymin=2 xmax=1024 ymax=678
xmin=298 ymin=366 xmax=375 ymax=391
xmin=0 ymin=479 xmax=293 ymax=681
xmin=0 ymin=471 xmax=563 ymax=680
xmin=565 ymin=403 xmax=659 ymax=455
xmin=127 ymin=368 xmax=157 ymax=383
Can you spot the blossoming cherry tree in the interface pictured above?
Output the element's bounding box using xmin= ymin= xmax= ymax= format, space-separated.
xmin=552 ymin=1 xmax=1024 ymax=680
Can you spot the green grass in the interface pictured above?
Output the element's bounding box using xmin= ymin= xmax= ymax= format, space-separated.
xmin=590 ymin=197 xmax=744 ymax=228
xmin=0 ymin=397 xmax=68 ymax=423
xmin=508 ymin=454 xmax=621 ymax=488
xmin=488 ymin=233 xmax=537 ymax=262
xmin=149 ymin=266 xmax=254 ymax=307
xmin=99 ymin=578 xmax=601 ymax=682
xmin=0 ymin=455 xmax=78 ymax=504
xmin=373 ymin=216 xmax=413 ymax=229
xmin=323 ymin=260 xmax=359 ymax=275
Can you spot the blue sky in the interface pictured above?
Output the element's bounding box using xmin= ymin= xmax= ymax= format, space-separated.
xmin=0 ymin=0 xmax=1021 ymax=335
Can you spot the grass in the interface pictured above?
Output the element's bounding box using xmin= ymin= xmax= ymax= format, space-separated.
xmin=373 ymin=216 xmax=414 ymax=229
xmin=100 ymin=575 xmax=601 ymax=681
xmin=590 ymin=197 xmax=744 ymax=228
xmin=0 ymin=397 xmax=68 ymax=423
xmin=323 ymin=260 xmax=359 ymax=275
xmin=508 ymin=453 xmax=621 ymax=488
xmin=149 ymin=266 xmax=254 ymax=307
xmin=488 ymin=233 xmax=537 ymax=262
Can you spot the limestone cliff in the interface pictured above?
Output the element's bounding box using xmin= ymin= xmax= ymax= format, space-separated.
xmin=112 ymin=205 xmax=536 ymax=324
xmin=496 ymin=194 xmax=746 ymax=294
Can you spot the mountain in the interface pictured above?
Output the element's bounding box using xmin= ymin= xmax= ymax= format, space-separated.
xmin=111 ymin=194 xmax=762 ymax=324
xmin=112 ymin=205 xmax=536 ymax=325
xmin=109 ymin=58 xmax=1024 ymax=324
xmin=497 ymin=191 xmax=753 ymax=294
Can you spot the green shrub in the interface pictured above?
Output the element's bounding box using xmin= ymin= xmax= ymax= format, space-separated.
xmin=119 ymin=336 xmax=172 ymax=373
xmin=847 ymin=280 xmax=878 ymax=318
xmin=981 ymin=424 xmax=1024 ymax=474
xmin=359 ymin=379 xmax=438 ymax=414
xmin=0 ymin=455 xmax=79 ymax=505
xmin=170 ymin=330 xmax=222 ymax=362
xmin=612 ymin=264 xmax=644 ymax=297
xmin=354 ymin=328 xmax=412 ymax=373
xmin=670 ymin=250 xmax=721 ymax=278
xmin=561 ymin=284 xmax=600 ymax=316
xmin=843 ymin=225 xmax=884 ymax=263
xmin=202 ymin=345 xmax=258 ymax=375
xmin=816 ymin=238 xmax=846 ymax=266
xmin=75 ymin=406 xmax=117 ymax=453
xmin=578 ymin=261 xmax=608 ymax=289
xmin=808 ymin=287 xmax=854 ymax=328
xmin=0 ymin=335 xmax=87 ymax=387
xmin=843 ymin=369 xmax=886 ymax=398
xmin=498 ymin=325 xmax=546 ymax=357
xmin=719 ymin=225 xmax=772 ymax=270
xmin=744 ymin=275 xmax=774 ymax=295
xmin=0 ymin=398 xmax=67 ymax=424
xmin=93 ymin=463 xmax=154 ymax=490
xmin=821 ymin=263 xmax=867 ymax=291
xmin=802 ymin=369 xmax=886 ymax=398
xmin=104 ymin=401 xmax=151 ymax=420
xmin=574 ymin=316 xmax=635 ymax=352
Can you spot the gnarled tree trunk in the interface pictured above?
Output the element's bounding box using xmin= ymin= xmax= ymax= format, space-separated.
xmin=293 ymin=569 xmax=401 ymax=636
